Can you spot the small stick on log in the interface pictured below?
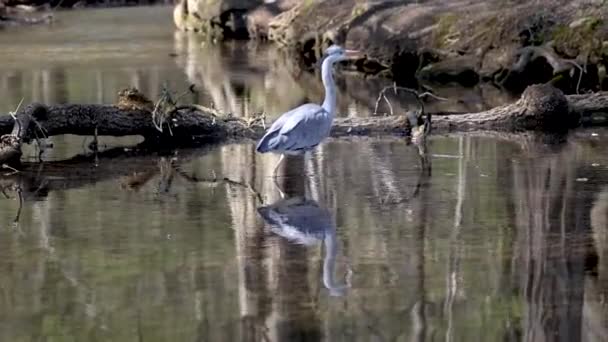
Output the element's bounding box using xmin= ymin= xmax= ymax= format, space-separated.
xmin=372 ymin=83 xmax=447 ymax=144
xmin=13 ymin=188 xmax=23 ymax=224
xmin=0 ymin=103 xmax=46 ymax=164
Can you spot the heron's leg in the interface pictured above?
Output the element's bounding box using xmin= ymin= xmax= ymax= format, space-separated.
xmin=272 ymin=154 xmax=285 ymax=179
xmin=272 ymin=176 xmax=286 ymax=199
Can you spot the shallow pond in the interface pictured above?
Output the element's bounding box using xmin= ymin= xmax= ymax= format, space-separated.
xmin=0 ymin=5 xmax=607 ymax=342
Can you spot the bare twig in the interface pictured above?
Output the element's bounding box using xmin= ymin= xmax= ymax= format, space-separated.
xmin=173 ymin=84 xmax=197 ymax=104
xmin=246 ymin=112 xmax=267 ymax=129
xmin=9 ymin=98 xmax=24 ymax=121
xmin=152 ymin=86 xmax=174 ymax=134
xmin=2 ymin=164 xmax=20 ymax=175
xmin=172 ymin=104 xmax=221 ymax=117
xmin=0 ymin=185 xmax=24 ymax=226
xmin=511 ymin=46 xmax=587 ymax=94
xmin=373 ymin=84 xmax=446 ymax=143
xmin=0 ymin=186 xmax=10 ymax=199
xmin=31 ymin=118 xmax=48 ymax=138
xmin=13 ymin=188 xmax=23 ymax=224
xmin=156 ymin=157 xmax=176 ymax=194
xmin=175 ymin=168 xmax=264 ymax=204
xmin=151 ymin=84 xmax=201 ymax=135
xmin=8 ymin=98 xmax=24 ymax=137
xmin=373 ymin=83 xmax=447 ymax=116
xmin=565 ymin=59 xmax=585 ymax=95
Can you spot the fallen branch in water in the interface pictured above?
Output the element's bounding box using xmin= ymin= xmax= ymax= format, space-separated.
xmin=175 ymin=167 xmax=265 ymax=204
xmin=0 ymin=84 xmax=607 ymax=165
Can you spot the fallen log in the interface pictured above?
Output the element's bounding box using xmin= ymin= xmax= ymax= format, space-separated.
xmin=0 ymin=84 xmax=606 ymax=165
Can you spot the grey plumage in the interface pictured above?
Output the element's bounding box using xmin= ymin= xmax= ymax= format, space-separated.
xmin=256 ymin=104 xmax=330 ymax=154
xmin=255 ymin=45 xmax=361 ymax=177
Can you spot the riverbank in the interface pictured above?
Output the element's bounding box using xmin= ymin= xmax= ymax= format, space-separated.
xmin=174 ymin=0 xmax=608 ymax=94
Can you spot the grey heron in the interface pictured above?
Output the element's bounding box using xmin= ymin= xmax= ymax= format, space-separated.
xmin=257 ymin=196 xmax=352 ymax=297
xmin=256 ymin=45 xmax=361 ymax=177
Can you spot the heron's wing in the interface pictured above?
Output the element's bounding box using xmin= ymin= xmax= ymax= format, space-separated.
xmin=257 ymin=103 xmax=328 ymax=152
xmin=268 ymin=103 xmax=323 ymax=133
xmin=275 ymin=105 xmax=332 ymax=151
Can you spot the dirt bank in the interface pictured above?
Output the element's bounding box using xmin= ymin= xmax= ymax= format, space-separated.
xmin=271 ymin=0 xmax=608 ymax=93
xmin=174 ymin=0 xmax=608 ymax=94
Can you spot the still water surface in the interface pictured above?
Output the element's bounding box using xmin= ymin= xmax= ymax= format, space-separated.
xmin=0 ymin=6 xmax=607 ymax=342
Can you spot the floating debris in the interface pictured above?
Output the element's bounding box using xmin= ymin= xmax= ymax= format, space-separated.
xmin=576 ymin=178 xmax=589 ymax=182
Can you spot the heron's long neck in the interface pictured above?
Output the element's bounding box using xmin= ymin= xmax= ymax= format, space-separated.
xmin=321 ymin=57 xmax=337 ymax=116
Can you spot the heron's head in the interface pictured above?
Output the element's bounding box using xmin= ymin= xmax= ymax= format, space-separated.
xmin=323 ymin=45 xmax=362 ymax=62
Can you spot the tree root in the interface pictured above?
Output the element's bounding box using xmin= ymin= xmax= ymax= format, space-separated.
xmin=500 ymin=45 xmax=587 ymax=93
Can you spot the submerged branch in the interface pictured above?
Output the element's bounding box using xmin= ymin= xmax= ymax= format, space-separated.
xmin=175 ymin=167 xmax=265 ymax=204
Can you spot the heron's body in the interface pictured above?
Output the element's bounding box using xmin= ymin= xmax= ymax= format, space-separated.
xmin=256 ymin=45 xmax=360 ymax=176
xmin=256 ymin=103 xmax=330 ymax=155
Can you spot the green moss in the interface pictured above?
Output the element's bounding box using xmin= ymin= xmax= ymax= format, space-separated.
xmin=552 ymin=17 xmax=604 ymax=59
xmin=351 ymin=3 xmax=366 ymax=18
xmin=302 ymin=0 xmax=316 ymax=12
xmin=473 ymin=15 xmax=501 ymax=44
xmin=433 ymin=13 xmax=459 ymax=48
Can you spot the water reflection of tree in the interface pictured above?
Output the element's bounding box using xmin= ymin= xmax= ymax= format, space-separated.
xmin=173 ymin=32 xmax=313 ymax=118
xmin=269 ymin=158 xmax=322 ymax=341
xmin=0 ymin=132 xmax=607 ymax=340
xmin=586 ymin=186 xmax=608 ymax=341
xmin=511 ymin=141 xmax=603 ymax=342
xmin=221 ymin=147 xmax=324 ymax=341
xmin=0 ymin=58 xmax=188 ymax=113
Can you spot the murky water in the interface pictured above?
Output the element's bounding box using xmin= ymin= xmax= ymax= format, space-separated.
xmin=0 ymin=6 xmax=607 ymax=342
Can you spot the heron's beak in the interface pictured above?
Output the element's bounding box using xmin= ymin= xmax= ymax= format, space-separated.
xmin=344 ymin=49 xmax=364 ymax=59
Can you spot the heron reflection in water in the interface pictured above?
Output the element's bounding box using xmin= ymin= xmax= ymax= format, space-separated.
xmin=257 ymin=196 xmax=351 ymax=297
xmin=256 ymin=45 xmax=361 ymax=178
